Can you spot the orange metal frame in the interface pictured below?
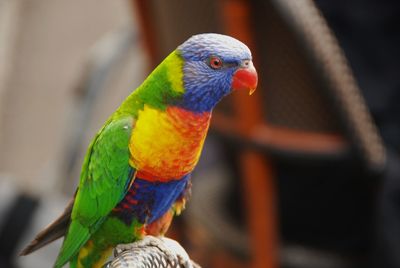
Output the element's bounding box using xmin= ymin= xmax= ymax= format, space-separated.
xmin=220 ymin=1 xmax=278 ymax=267
xmin=212 ymin=113 xmax=348 ymax=155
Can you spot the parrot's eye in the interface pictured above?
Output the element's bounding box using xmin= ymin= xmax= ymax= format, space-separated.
xmin=208 ymin=56 xmax=223 ymax=69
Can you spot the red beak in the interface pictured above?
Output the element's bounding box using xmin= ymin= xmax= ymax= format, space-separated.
xmin=232 ymin=60 xmax=258 ymax=95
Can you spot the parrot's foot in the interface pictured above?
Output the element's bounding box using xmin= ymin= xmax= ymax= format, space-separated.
xmin=105 ymin=236 xmax=200 ymax=268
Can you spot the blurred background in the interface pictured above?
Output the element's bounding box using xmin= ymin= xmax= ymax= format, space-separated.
xmin=0 ymin=0 xmax=399 ymax=267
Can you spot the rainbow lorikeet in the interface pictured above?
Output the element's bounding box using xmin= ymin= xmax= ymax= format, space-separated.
xmin=21 ymin=33 xmax=258 ymax=268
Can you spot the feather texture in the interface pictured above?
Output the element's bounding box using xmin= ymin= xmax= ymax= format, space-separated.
xmin=54 ymin=116 xmax=136 ymax=267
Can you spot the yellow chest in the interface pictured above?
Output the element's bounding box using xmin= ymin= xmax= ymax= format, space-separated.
xmin=129 ymin=105 xmax=211 ymax=180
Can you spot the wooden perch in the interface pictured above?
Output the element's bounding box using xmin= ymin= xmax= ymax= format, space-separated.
xmin=103 ymin=236 xmax=200 ymax=268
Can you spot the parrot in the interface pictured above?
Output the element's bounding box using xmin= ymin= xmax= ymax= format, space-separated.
xmin=20 ymin=33 xmax=258 ymax=268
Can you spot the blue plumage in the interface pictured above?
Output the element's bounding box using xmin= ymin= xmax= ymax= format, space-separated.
xmin=176 ymin=33 xmax=253 ymax=112
xmin=113 ymin=175 xmax=190 ymax=224
xmin=178 ymin=33 xmax=251 ymax=62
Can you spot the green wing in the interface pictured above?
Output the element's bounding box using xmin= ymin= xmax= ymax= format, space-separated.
xmin=54 ymin=116 xmax=136 ymax=268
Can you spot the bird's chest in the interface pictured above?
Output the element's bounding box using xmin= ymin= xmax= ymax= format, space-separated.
xmin=129 ymin=106 xmax=210 ymax=180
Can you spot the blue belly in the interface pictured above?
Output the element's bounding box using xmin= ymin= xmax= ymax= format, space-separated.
xmin=113 ymin=174 xmax=190 ymax=225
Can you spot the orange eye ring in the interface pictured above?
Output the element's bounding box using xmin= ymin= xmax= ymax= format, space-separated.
xmin=209 ymin=56 xmax=223 ymax=69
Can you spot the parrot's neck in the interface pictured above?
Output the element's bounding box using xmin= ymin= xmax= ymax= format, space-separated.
xmin=116 ymin=50 xmax=185 ymax=117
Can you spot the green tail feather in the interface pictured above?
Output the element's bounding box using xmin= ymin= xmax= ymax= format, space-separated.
xmin=69 ymin=255 xmax=78 ymax=268
xmin=54 ymin=221 xmax=90 ymax=268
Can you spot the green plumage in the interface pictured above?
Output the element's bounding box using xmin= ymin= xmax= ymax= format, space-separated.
xmin=55 ymin=116 xmax=135 ymax=268
xmin=116 ymin=51 xmax=184 ymax=116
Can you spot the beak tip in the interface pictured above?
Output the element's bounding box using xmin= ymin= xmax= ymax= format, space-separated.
xmin=232 ymin=66 xmax=258 ymax=94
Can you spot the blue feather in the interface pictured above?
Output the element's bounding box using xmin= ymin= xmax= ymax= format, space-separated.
xmin=113 ymin=175 xmax=190 ymax=224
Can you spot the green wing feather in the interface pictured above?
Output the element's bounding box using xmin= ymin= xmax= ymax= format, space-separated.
xmin=54 ymin=116 xmax=136 ymax=268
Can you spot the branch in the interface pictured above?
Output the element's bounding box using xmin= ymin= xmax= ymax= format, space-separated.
xmin=103 ymin=236 xmax=201 ymax=268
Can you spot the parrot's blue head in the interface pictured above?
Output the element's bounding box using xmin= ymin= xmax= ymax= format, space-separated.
xmin=177 ymin=33 xmax=258 ymax=113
